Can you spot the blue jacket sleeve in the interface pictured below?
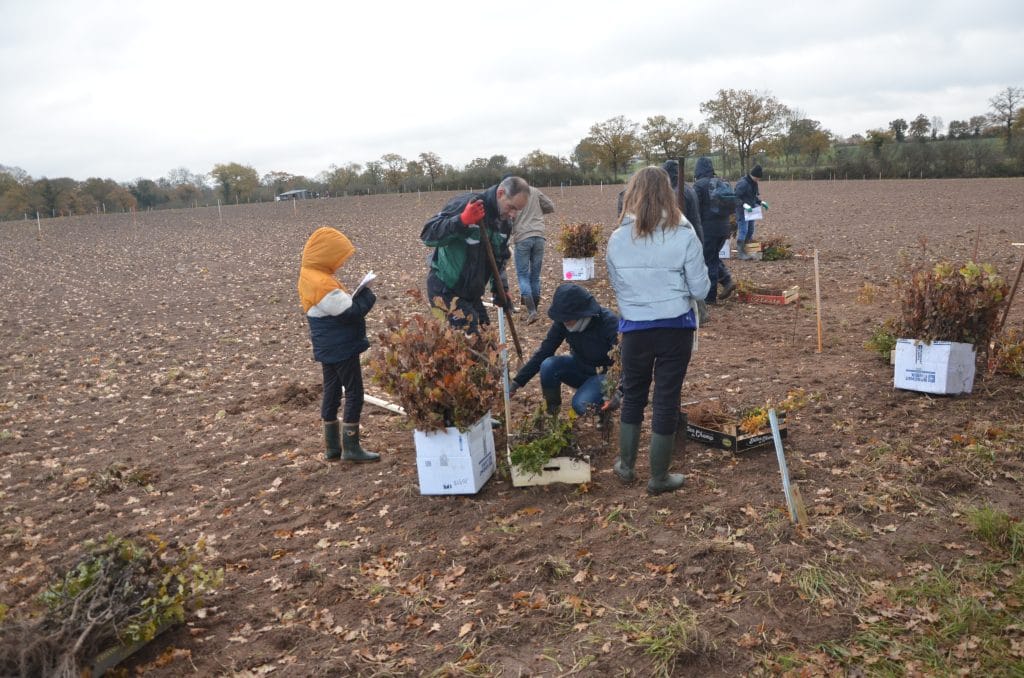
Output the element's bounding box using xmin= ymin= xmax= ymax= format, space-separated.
xmin=339 ymin=287 xmax=376 ymax=321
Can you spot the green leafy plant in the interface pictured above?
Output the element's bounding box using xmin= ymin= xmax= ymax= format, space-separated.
xmin=509 ymin=407 xmax=575 ymax=476
xmin=898 ymin=260 xmax=1008 ymax=346
xmin=760 ymin=234 xmax=794 ymax=261
xmin=369 ymin=294 xmax=503 ymax=432
xmin=0 ymin=534 xmax=221 ymax=677
xmin=556 ymin=222 xmax=600 ymax=259
xmin=864 ymin=318 xmax=899 ymax=359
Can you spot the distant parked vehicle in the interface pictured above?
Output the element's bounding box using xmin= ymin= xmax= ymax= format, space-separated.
xmin=275 ymin=189 xmax=316 ymax=201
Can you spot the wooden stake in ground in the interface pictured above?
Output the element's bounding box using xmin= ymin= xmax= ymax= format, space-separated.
xmin=996 ymin=247 xmax=1024 ymax=335
xmin=479 ymin=222 xmax=523 ymax=361
xmin=814 ymin=249 xmax=823 ymax=353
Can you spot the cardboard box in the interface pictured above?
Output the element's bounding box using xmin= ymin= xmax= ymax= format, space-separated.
xmin=736 ymin=285 xmax=799 ymax=305
xmin=684 ymin=410 xmax=787 ymax=451
xmin=414 ymin=413 xmax=496 ymax=495
xmin=562 ymin=257 xmax=595 ymax=281
xmin=509 ymin=454 xmax=591 ymax=487
xmin=719 ymin=241 xmax=730 ymax=259
xmin=893 ymin=339 xmax=976 ymax=395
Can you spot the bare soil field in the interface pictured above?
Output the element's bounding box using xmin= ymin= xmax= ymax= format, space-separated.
xmin=2 ymin=179 xmax=1024 ymax=676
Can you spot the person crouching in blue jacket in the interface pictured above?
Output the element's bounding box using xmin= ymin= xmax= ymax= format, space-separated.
xmin=298 ymin=227 xmax=379 ymax=462
xmin=508 ymin=283 xmax=619 ymax=417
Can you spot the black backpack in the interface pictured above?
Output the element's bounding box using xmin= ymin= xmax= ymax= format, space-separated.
xmin=706 ymin=177 xmax=737 ymax=216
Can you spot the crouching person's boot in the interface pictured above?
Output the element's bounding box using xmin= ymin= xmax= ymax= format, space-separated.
xmin=647 ymin=432 xmax=684 ymax=495
xmin=542 ymin=387 xmax=561 ymax=416
xmin=342 ymin=422 xmax=380 ymax=462
xmin=521 ymin=295 xmax=539 ymax=324
xmin=614 ymin=422 xmax=640 ymax=483
xmin=323 ymin=420 xmax=342 ymax=461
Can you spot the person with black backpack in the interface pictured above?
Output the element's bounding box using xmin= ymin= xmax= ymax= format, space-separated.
xmin=693 ymin=156 xmax=737 ymax=304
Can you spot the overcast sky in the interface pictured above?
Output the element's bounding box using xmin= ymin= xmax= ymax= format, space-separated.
xmin=2 ymin=0 xmax=1022 ymax=183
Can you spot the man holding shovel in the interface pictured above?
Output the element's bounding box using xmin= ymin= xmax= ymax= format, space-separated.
xmin=421 ymin=176 xmax=530 ymax=334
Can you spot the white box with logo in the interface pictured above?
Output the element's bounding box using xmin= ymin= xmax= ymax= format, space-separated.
xmin=562 ymin=257 xmax=595 ymax=281
xmin=413 ymin=413 xmax=496 ymax=495
xmin=893 ymin=339 xmax=976 ymax=395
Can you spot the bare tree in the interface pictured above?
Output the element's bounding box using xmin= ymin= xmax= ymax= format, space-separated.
xmin=588 ymin=116 xmax=640 ymax=178
xmin=988 ymin=86 xmax=1023 ymax=146
xmin=889 ymin=118 xmax=908 ymax=142
xmin=380 ymin=153 xmax=407 ymax=191
xmin=909 ymin=114 xmax=931 ymax=141
xmin=700 ymin=89 xmax=789 ymax=172
xmin=418 ymin=152 xmax=443 ymax=188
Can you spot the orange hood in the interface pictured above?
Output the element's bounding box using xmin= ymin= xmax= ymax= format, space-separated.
xmin=298 ymin=227 xmax=355 ymax=312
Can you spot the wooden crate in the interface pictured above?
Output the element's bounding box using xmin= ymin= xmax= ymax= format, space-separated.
xmin=736 ymin=285 xmax=799 ymax=305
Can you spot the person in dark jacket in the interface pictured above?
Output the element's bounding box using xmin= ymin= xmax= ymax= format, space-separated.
xmin=509 ymin=283 xmax=619 ymax=416
xmin=734 ymin=164 xmax=765 ymax=260
xmin=693 ymin=156 xmax=736 ymax=304
xmin=298 ymin=227 xmax=378 ymax=462
xmin=421 ymin=176 xmax=530 ymax=334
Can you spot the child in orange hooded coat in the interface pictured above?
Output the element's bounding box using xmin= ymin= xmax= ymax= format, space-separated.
xmin=298 ymin=227 xmax=379 ymax=462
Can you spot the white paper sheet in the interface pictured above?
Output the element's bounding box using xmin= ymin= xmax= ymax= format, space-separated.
xmin=353 ymin=270 xmax=376 ymax=296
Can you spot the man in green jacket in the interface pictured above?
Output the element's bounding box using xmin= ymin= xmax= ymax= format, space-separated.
xmin=421 ymin=176 xmax=530 ymax=334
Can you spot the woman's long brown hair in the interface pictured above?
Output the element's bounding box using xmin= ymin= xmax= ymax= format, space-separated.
xmin=618 ymin=166 xmax=682 ymax=239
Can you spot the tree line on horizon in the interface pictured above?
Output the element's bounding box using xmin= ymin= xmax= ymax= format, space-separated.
xmin=2 ymin=87 xmax=1022 ymax=222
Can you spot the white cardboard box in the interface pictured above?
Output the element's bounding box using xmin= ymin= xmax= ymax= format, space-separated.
xmin=414 ymin=413 xmax=496 ymax=495
xmin=509 ymin=454 xmax=591 ymax=487
xmin=562 ymin=257 xmax=595 ymax=281
xmin=719 ymin=241 xmax=730 ymax=259
xmin=893 ymin=339 xmax=976 ymax=395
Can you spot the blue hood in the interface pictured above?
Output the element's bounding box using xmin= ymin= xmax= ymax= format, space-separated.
xmin=695 ymin=156 xmax=715 ymax=180
xmin=547 ymin=283 xmax=601 ymax=322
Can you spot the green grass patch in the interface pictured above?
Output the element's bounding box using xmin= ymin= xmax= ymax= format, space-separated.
xmin=966 ymin=505 xmax=1024 ymax=561
xmin=616 ymin=603 xmax=715 ymax=676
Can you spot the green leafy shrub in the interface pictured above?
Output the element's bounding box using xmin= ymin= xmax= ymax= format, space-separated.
xmin=761 ymin=235 xmax=794 ymax=261
xmin=898 ymin=260 xmax=1008 ymax=346
xmin=0 ymin=534 xmax=221 ymax=677
xmin=369 ymin=295 xmax=503 ymax=432
xmin=865 ymin=319 xmax=899 ymax=359
xmin=510 ymin=407 xmax=575 ymax=476
xmin=557 ymin=222 xmax=600 ymax=259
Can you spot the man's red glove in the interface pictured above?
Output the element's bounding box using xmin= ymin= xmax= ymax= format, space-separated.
xmin=460 ymin=199 xmax=485 ymax=226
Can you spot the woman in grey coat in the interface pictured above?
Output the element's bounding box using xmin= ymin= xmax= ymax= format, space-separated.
xmin=606 ymin=166 xmax=710 ymax=494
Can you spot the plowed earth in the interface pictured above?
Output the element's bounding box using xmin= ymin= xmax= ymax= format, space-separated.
xmin=2 ymin=179 xmax=1023 ymax=676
